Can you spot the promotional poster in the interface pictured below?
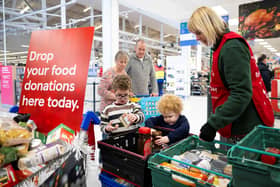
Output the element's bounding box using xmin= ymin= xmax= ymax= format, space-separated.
xmin=19 ymin=27 xmax=94 ymax=134
xmin=239 ymin=1 xmax=280 ymax=39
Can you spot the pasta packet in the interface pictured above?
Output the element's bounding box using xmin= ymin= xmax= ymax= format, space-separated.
xmin=0 ymin=118 xmax=32 ymax=147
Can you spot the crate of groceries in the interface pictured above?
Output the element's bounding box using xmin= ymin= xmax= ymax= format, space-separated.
xmin=0 ymin=114 xmax=88 ymax=187
xmin=148 ymin=135 xmax=233 ymax=187
xmin=228 ymin=125 xmax=280 ymax=187
xmin=98 ymin=126 xmax=174 ymax=187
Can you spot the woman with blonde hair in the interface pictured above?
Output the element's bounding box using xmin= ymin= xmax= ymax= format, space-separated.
xmin=188 ymin=6 xmax=274 ymax=142
xmin=98 ymin=51 xmax=129 ymax=112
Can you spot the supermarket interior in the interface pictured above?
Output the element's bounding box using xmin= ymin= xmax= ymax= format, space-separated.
xmin=1 ymin=0 xmax=280 ymax=186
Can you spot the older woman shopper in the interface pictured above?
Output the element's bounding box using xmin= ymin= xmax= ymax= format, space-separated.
xmin=98 ymin=51 xmax=129 ymax=112
xmin=188 ymin=6 xmax=274 ymax=142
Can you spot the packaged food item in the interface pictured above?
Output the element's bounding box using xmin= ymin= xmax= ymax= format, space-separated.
xmin=46 ymin=123 xmax=74 ymax=144
xmin=0 ymin=164 xmax=18 ymax=186
xmin=34 ymin=130 xmax=47 ymax=144
xmin=171 ymin=155 xmax=191 ymax=169
xmin=0 ymin=118 xmax=32 ymax=147
xmin=18 ymin=120 xmax=37 ymax=132
xmin=160 ymin=162 xmax=208 ymax=181
xmin=172 ymin=174 xmax=196 ymax=187
xmin=0 ymin=147 xmax=18 ymax=166
xmin=18 ymin=141 xmax=66 ymax=170
xmin=223 ymin=164 xmax=232 ymax=176
xmin=207 ymin=174 xmax=230 ymax=187
xmin=181 ymin=151 xmax=201 ymax=164
xmin=199 ymin=151 xmax=218 ymax=161
xmin=29 ymin=139 xmax=42 ymax=150
xmin=197 ymin=159 xmax=211 ymax=171
xmin=119 ymin=114 xmax=131 ymax=128
xmin=261 ymin=147 xmax=280 ymax=165
xmin=0 ymin=153 xmax=4 ymax=167
xmin=14 ymin=143 xmax=29 ymax=156
xmin=210 ymin=159 xmax=228 ymax=174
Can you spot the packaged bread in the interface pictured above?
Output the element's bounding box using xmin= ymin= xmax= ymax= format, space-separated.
xmin=0 ymin=117 xmax=32 ymax=146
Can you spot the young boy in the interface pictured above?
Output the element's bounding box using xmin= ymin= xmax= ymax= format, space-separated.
xmin=100 ymin=75 xmax=144 ymax=136
xmin=145 ymin=94 xmax=190 ymax=145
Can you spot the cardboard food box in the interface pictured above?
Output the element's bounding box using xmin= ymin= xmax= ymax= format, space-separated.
xmin=46 ymin=124 xmax=74 ymax=144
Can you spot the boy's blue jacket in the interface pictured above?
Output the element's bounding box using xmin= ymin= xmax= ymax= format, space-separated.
xmin=145 ymin=115 xmax=190 ymax=144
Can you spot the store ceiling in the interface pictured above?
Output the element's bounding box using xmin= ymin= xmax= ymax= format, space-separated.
xmin=0 ymin=0 xmax=279 ymax=62
xmin=113 ymin=0 xmax=279 ymax=57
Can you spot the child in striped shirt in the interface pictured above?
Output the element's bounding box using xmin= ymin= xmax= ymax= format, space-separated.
xmin=100 ymin=75 xmax=144 ymax=137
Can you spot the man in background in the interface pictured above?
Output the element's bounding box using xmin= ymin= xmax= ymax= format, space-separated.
xmin=126 ymin=39 xmax=158 ymax=96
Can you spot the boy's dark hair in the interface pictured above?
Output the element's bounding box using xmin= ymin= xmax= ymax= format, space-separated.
xmin=112 ymin=74 xmax=132 ymax=91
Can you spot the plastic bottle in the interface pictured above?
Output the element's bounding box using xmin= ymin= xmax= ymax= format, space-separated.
xmin=137 ymin=127 xmax=152 ymax=156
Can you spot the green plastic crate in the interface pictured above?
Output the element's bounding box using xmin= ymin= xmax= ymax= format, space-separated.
xmin=228 ymin=125 xmax=280 ymax=187
xmin=148 ymin=135 xmax=232 ymax=187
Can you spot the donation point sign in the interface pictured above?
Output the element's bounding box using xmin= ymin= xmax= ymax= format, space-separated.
xmin=19 ymin=27 xmax=94 ymax=134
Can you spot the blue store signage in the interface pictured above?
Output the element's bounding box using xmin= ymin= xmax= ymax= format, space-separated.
xmin=180 ymin=22 xmax=198 ymax=46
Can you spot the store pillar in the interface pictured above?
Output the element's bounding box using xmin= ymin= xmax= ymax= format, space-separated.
xmin=102 ymin=0 xmax=119 ymax=71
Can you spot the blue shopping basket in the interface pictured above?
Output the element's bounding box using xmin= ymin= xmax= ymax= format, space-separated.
xmin=138 ymin=96 xmax=161 ymax=120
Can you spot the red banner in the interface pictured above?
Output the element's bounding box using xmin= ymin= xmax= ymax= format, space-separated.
xmin=19 ymin=27 xmax=94 ymax=134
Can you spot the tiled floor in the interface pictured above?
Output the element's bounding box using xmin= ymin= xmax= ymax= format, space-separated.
xmin=1 ymin=95 xmax=279 ymax=186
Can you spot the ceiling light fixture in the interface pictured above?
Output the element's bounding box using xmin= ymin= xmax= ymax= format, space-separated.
xmin=267 ymin=47 xmax=275 ymax=50
xmin=254 ymin=39 xmax=264 ymax=42
xmin=275 ymin=53 xmax=280 ymax=56
xmin=21 ymin=45 xmax=29 ymax=48
xmin=259 ymin=42 xmax=269 ymax=45
xmin=0 ymin=51 xmax=28 ymax=57
xmin=269 ymin=49 xmax=277 ymax=52
xmin=20 ymin=6 xmax=30 ymax=14
xmin=95 ymin=25 xmax=102 ymax=30
xmin=264 ymin=45 xmax=272 ymax=48
xmin=164 ymin=34 xmax=171 ymax=38
xmin=83 ymin=7 xmax=91 ymax=12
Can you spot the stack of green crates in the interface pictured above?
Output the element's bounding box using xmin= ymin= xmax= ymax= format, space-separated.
xmin=228 ymin=125 xmax=280 ymax=187
xmin=148 ymin=135 xmax=232 ymax=187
